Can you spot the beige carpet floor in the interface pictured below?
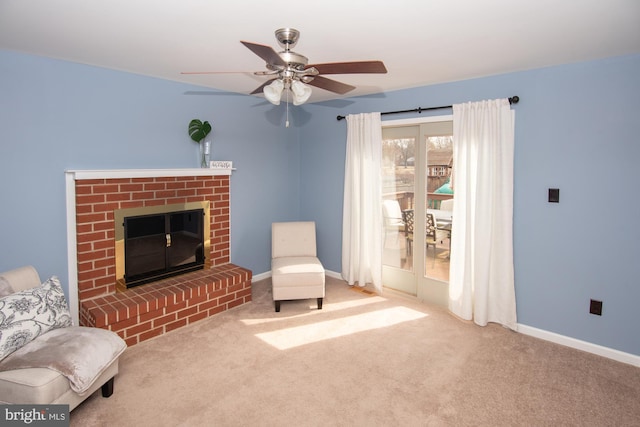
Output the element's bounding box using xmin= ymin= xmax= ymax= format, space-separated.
xmin=70 ymin=276 xmax=640 ymax=426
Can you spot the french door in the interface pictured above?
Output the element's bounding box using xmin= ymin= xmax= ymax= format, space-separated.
xmin=381 ymin=118 xmax=453 ymax=306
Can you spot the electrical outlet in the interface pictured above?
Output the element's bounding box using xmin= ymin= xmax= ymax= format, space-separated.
xmin=590 ymin=299 xmax=602 ymax=316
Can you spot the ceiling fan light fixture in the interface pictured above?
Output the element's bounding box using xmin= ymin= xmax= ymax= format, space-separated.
xmin=291 ymin=80 xmax=312 ymax=105
xmin=264 ymin=79 xmax=284 ymax=105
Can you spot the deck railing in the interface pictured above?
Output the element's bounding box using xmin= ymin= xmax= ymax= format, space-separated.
xmin=383 ymin=192 xmax=452 ymax=210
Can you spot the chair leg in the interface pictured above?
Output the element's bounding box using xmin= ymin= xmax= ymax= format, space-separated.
xmin=101 ymin=377 xmax=114 ymax=398
xmin=275 ymin=301 xmax=281 ymax=312
xmin=317 ymin=297 xmax=323 ymax=310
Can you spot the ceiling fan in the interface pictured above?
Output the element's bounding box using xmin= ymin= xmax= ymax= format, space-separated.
xmin=182 ymin=28 xmax=387 ymax=105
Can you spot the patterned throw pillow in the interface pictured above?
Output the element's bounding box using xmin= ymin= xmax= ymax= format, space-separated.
xmin=0 ymin=276 xmax=72 ymax=360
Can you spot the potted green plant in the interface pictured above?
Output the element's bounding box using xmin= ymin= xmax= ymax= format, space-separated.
xmin=188 ymin=119 xmax=212 ymax=167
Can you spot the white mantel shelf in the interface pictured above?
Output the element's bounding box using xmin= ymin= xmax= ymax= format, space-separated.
xmin=66 ymin=168 xmax=233 ymax=180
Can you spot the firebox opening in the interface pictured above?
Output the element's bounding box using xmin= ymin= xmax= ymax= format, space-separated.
xmin=114 ymin=201 xmax=211 ymax=290
xmin=123 ymin=208 xmax=204 ymax=288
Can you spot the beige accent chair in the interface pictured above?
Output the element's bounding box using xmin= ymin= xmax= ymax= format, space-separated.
xmin=0 ymin=266 xmax=123 ymax=410
xmin=271 ymin=222 xmax=325 ymax=312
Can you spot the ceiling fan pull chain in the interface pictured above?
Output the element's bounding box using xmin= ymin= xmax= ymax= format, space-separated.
xmin=285 ymin=88 xmax=290 ymax=128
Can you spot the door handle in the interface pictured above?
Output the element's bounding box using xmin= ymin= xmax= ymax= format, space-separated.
xmin=166 ymin=233 xmax=171 ymax=247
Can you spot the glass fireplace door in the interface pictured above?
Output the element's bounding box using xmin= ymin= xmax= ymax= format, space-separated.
xmin=123 ymin=209 xmax=204 ymax=287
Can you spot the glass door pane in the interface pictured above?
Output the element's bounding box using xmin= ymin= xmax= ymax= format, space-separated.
xmin=418 ymin=121 xmax=453 ymax=306
xmin=425 ymin=135 xmax=453 ymax=282
xmin=381 ymin=126 xmax=418 ymax=295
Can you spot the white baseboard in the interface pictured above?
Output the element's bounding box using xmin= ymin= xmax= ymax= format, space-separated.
xmin=517 ymin=324 xmax=640 ymax=367
xmin=325 ymin=270 xmax=342 ymax=280
xmin=251 ymin=271 xmax=271 ymax=282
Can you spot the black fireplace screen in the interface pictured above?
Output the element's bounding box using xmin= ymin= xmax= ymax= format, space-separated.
xmin=123 ymin=208 xmax=205 ymax=287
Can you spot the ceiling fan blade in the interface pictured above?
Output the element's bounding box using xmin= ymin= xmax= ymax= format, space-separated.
xmin=306 ymin=76 xmax=356 ymax=94
xmin=240 ymin=41 xmax=286 ymax=67
xmin=306 ymin=60 xmax=387 ymax=75
xmin=250 ymin=79 xmax=277 ymax=95
xmin=180 ymin=71 xmax=252 ymax=75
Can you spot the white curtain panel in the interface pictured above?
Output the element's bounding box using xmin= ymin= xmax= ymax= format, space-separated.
xmin=448 ymin=99 xmax=517 ymax=330
xmin=342 ymin=112 xmax=383 ymax=293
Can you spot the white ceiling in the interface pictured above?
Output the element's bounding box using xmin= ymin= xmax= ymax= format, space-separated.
xmin=2 ymin=0 xmax=639 ymax=103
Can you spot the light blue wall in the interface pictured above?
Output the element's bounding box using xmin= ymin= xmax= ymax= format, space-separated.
xmin=300 ymin=54 xmax=640 ymax=356
xmin=0 ymin=49 xmax=300 ymax=291
xmin=2 ymin=49 xmax=639 ymax=357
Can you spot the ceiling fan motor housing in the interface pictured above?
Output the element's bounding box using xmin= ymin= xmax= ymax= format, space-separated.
xmin=275 ymin=28 xmax=300 ymax=49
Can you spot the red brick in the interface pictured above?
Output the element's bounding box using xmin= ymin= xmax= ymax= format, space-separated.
xmin=93 ymin=202 xmax=120 ymax=213
xmin=219 ymin=294 xmax=235 ymax=305
xmin=166 ymin=318 xmax=187 ymax=333
xmin=93 ymin=184 xmax=120 ymax=194
xmin=235 ymin=288 xmax=252 ymax=299
xmin=110 ymin=316 xmax=139 ymax=332
xmin=75 ymin=185 xmax=95 ymax=195
xmin=154 ymin=312 xmax=177 ymax=328
xmin=166 ymin=300 xmax=187 ymax=314
xmin=79 ymin=287 xmax=109 ymax=300
xmin=124 ymin=336 xmax=138 ymax=347
xmin=140 ymin=308 xmax=165 ymax=323
xmin=120 ymin=201 xmax=142 ymax=209
xmin=77 ymin=194 xmax=105 ymax=205
xmin=176 ymin=304 xmax=197 ymax=318
xmin=77 ymin=213 xmax=107 ymax=225
xmin=78 ymin=267 xmax=108 ymax=281
xmin=127 ymin=321 xmax=153 ymax=337
xmin=166 ymin=182 xmax=186 ymax=190
xmin=93 ymin=221 xmax=113 ymax=232
xmin=89 ymin=310 xmax=108 ymax=328
xmin=199 ymin=299 xmax=221 ymax=312
xmin=185 ymin=180 xmax=205 ymax=189
xmin=155 ymin=190 xmax=176 ymax=198
xmin=132 ymin=191 xmax=155 ymax=200
xmin=188 ymin=311 xmax=208 ymax=324
xmin=208 ymin=306 xmax=225 ymax=316
xmin=144 ymin=182 xmax=166 ymax=191
xmin=106 ymin=193 xmax=131 ymax=202
xmin=227 ymin=298 xmax=245 ymax=309
xmin=186 ymin=293 xmax=209 ymax=307
xmin=140 ymin=327 xmax=163 ymax=342
xmin=120 ymin=183 xmax=144 ymax=192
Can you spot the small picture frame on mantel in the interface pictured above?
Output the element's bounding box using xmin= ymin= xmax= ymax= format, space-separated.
xmin=210 ymin=160 xmax=233 ymax=169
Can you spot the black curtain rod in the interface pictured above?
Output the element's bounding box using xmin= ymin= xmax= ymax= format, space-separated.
xmin=336 ymin=95 xmax=520 ymax=121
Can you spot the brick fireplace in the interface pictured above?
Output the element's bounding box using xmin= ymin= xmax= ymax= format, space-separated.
xmin=65 ymin=169 xmax=252 ymax=346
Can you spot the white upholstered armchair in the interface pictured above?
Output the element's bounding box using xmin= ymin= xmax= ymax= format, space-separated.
xmin=0 ymin=266 xmax=125 ymax=410
xmin=271 ymin=222 xmax=325 ymax=312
